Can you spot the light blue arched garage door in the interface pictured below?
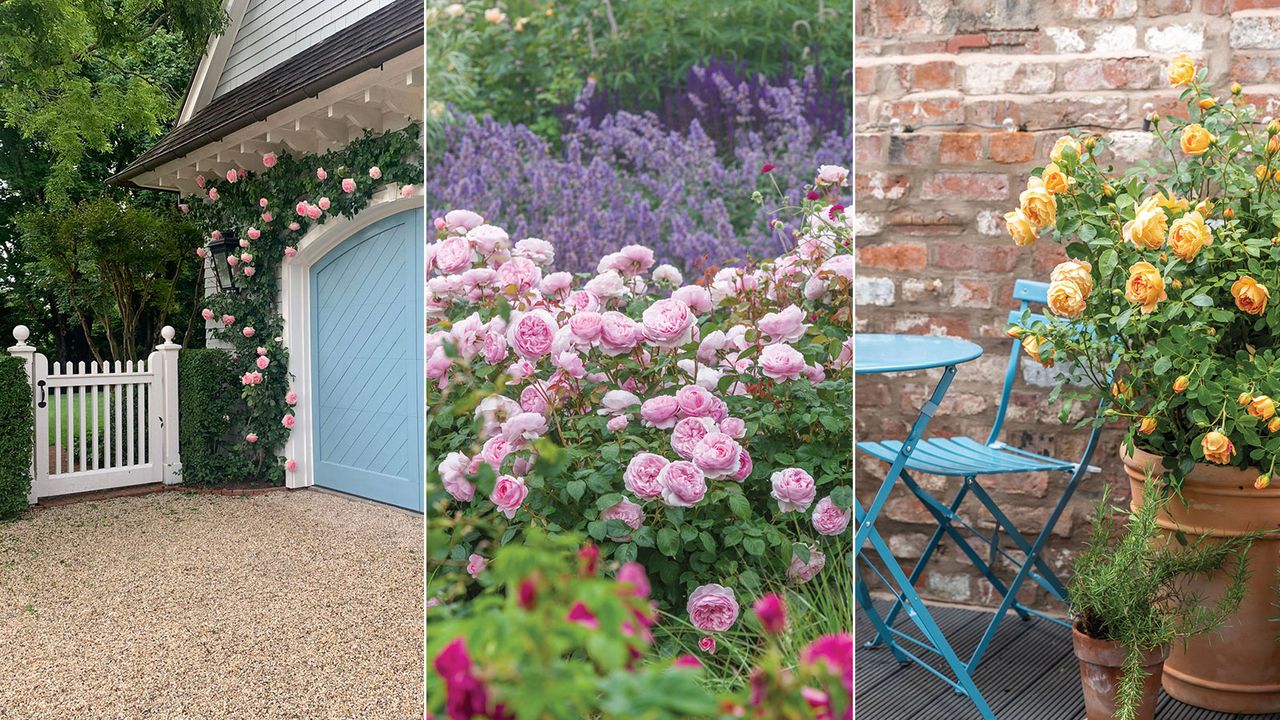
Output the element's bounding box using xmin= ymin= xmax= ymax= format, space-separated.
xmin=310 ymin=208 xmax=423 ymax=511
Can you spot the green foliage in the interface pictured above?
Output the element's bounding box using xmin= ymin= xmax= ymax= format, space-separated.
xmin=186 ymin=126 xmax=423 ymax=482
xmin=178 ymin=348 xmax=254 ymax=486
xmin=0 ymin=355 xmax=33 ymax=520
xmin=1071 ymin=479 xmax=1258 ymax=720
xmin=426 ymin=0 xmax=851 ymax=138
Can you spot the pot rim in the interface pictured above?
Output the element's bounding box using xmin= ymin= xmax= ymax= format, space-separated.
xmin=1122 ymin=445 xmax=1280 ymax=496
xmin=1072 ymin=624 xmax=1170 ymax=668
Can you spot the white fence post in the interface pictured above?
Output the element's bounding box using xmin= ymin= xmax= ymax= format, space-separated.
xmin=7 ymin=326 xmax=38 ymax=504
xmin=154 ymin=326 xmax=182 ymax=485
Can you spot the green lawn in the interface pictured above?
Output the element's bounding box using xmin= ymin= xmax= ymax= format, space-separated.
xmin=47 ymin=390 xmax=108 ymax=448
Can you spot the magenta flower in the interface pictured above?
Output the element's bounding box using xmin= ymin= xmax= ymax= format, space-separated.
xmin=754 ymin=593 xmax=787 ymax=635
xmin=761 ymin=163 xmax=776 ymax=174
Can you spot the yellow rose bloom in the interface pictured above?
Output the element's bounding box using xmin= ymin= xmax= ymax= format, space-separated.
xmin=1050 ymin=258 xmax=1093 ymax=297
xmin=1004 ymin=208 xmax=1038 ymax=246
xmin=1040 ymin=163 xmax=1074 ymax=195
xmin=1202 ymin=430 xmax=1235 ymax=465
xmin=1232 ymin=276 xmax=1270 ymax=315
xmin=1167 ymin=211 xmax=1212 ymax=261
xmin=1156 ymin=191 xmax=1189 ymax=212
xmin=1139 ymin=417 xmax=1157 ymax=435
xmin=1249 ymin=395 xmax=1277 ymax=421
xmin=1125 ymin=261 xmax=1166 ymax=314
xmin=1019 ymin=177 xmax=1057 ymax=228
xmin=1050 ymin=135 xmax=1082 ymax=164
xmin=1122 ymin=196 xmax=1168 ymax=250
xmin=1021 ymin=334 xmax=1053 ymax=368
xmin=1047 ymin=279 xmax=1087 ymax=319
xmin=1167 ymin=54 xmax=1196 ymax=86
xmin=1180 ymin=124 xmax=1214 ymax=156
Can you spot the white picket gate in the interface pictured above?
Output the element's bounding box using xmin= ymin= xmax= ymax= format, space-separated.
xmin=7 ymin=325 xmax=182 ymax=502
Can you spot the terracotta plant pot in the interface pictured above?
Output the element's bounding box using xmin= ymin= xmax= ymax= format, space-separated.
xmin=1073 ymin=625 xmax=1168 ymax=720
xmin=1123 ymin=446 xmax=1280 ymax=713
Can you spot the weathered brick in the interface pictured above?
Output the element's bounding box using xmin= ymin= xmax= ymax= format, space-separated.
xmin=1145 ymin=23 xmax=1204 ymax=53
xmin=878 ymin=97 xmax=964 ymax=125
xmin=855 ymin=65 xmax=876 ymax=94
xmin=1142 ymin=0 xmax=1191 ymax=13
xmin=911 ymin=60 xmax=956 ymax=91
xmin=1230 ymin=0 xmax=1280 ymax=10
xmin=1231 ymin=16 xmax=1280 ymax=50
xmin=856 ymin=276 xmax=896 ymax=306
xmin=855 ymin=172 xmax=909 ymax=201
xmin=931 ymin=242 xmax=1022 ymax=272
xmin=1062 ymin=58 xmax=1160 ymax=91
xmin=952 ymin=279 xmax=995 ymax=308
xmin=938 ymin=132 xmax=984 ymax=163
xmin=919 ymin=172 xmax=1010 ymax=200
xmin=989 ymin=133 xmax=1037 ymax=164
xmin=857 ymin=242 xmax=928 ymax=271
xmin=855 ymin=133 xmax=883 ymax=164
xmin=888 ymin=134 xmax=933 ymax=165
xmin=888 ymin=210 xmax=967 ymax=235
xmin=1061 ymin=0 xmax=1138 ymax=19
xmin=962 ymin=62 xmax=1056 ymax=95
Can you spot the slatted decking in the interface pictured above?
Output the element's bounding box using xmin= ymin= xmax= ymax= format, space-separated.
xmin=856 ymin=601 xmax=1280 ymax=720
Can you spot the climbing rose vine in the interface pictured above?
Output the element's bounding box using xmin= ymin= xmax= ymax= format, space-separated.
xmin=426 ymin=163 xmax=853 ymax=618
xmin=187 ymin=126 xmax=423 ymax=483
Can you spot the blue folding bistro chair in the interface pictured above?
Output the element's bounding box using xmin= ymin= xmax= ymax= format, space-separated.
xmin=858 ymin=280 xmax=1105 ymax=685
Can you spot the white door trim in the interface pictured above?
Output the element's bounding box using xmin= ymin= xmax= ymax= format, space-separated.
xmin=280 ymin=186 xmax=423 ymax=489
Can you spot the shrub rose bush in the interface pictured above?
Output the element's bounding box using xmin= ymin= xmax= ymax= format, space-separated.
xmin=426 ymin=164 xmax=852 ymax=620
xmin=1007 ymin=56 xmax=1280 ymax=486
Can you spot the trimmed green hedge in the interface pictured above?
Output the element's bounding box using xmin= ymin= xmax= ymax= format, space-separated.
xmin=0 ymin=355 xmax=33 ymax=519
xmin=178 ymin=348 xmax=254 ymax=485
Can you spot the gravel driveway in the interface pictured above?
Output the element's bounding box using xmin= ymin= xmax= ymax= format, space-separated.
xmin=0 ymin=489 xmax=423 ymax=719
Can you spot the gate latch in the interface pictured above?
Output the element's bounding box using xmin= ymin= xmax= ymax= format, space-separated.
xmin=36 ymin=379 xmax=46 ymax=409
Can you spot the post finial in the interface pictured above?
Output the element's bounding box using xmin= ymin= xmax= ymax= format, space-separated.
xmin=161 ymin=326 xmax=176 ymax=342
xmin=12 ymin=325 xmax=29 ymax=345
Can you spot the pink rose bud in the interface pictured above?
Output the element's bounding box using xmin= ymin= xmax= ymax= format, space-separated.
xmin=243 ymin=266 xmax=256 ymax=277
xmin=400 ymin=184 xmax=415 ymax=197
xmin=699 ymin=636 xmax=716 ymax=654
xmin=208 ymin=188 xmax=218 ymax=201
xmin=262 ymin=153 xmax=277 ymax=168
xmin=195 ymin=175 xmax=206 ymax=188
xmin=255 ymin=355 xmax=269 ymax=370
xmin=225 ymin=169 xmax=237 ymax=183
xmin=256 ymin=347 xmax=267 ymax=356
xmin=195 ymin=247 xmax=207 ymax=258
xmin=286 ymin=390 xmax=298 ymax=405
xmin=285 ymin=458 xmax=297 ymax=472
xmin=317 ymin=197 xmax=330 ymax=211
xmin=242 ymin=326 xmax=255 ymax=338
xmin=201 ymin=309 xmax=214 ymax=320
xmin=341 ymin=178 xmax=356 ymax=193
xmin=221 ymin=314 xmax=235 ymax=326
xmin=434 ymin=217 xmax=446 ymax=230
xmin=288 ymin=222 xmax=300 ymax=231
xmin=368 ymin=166 xmax=382 ymax=180
xmin=315 ymin=167 xmax=327 ymax=180
xmin=245 ymin=433 xmax=258 ymax=444
xmin=247 ymin=228 xmax=261 ymax=240
xmin=284 ymin=247 xmax=297 ymax=258
xmin=259 ymin=198 xmax=268 ymax=207
xmin=754 ymin=593 xmax=787 ymax=635
xmin=261 ymin=212 xmax=273 ymax=222
xmin=211 ymin=230 xmax=222 ymax=241
xmin=282 ymin=414 xmax=296 ymax=429
xmin=465 ymin=554 xmax=487 ymax=577
xmin=239 ymin=239 xmax=249 ymax=248
xmin=178 ymin=203 xmax=189 ymax=213
xmin=237 ymin=168 xmax=247 ymax=179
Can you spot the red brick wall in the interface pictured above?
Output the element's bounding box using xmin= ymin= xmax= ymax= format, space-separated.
xmin=855 ymin=0 xmax=1280 ymax=607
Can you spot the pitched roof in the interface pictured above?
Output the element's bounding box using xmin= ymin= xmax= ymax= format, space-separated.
xmin=109 ymin=0 xmax=422 ymax=186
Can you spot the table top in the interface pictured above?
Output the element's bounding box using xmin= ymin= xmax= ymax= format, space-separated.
xmin=855 ymin=333 xmax=983 ymax=374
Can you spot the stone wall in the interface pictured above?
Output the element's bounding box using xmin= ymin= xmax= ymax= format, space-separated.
xmin=855 ymin=0 xmax=1280 ymax=607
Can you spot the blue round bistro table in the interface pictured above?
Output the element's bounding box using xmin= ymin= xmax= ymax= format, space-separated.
xmin=854 ymin=333 xmax=995 ymax=720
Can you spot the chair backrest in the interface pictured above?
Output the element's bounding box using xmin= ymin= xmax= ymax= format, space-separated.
xmin=988 ymin=279 xmax=1054 ymax=445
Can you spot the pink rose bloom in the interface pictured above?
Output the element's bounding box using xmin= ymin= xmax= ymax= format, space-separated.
xmin=820 ymin=253 xmax=853 ymax=281
xmin=640 ymin=395 xmax=680 ymax=429
xmin=554 ymin=350 xmax=585 ymax=378
xmin=518 ymin=384 xmax=547 ymax=414
xmin=317 ymin=197 xmax=331 ymax=211
xmin=788 ymin=546 xmax=827 ymax=584
xmin=195 ymin=247 xmax=207 ymax=259
xmin=468 ymin=224 xmax=510 ymax=255
xmin=675 ymin=385 xmax=716 ymax=418
xmin=368 ymin=166 xmax=382 ymax=180
xmin=624 ymin=452 xmax=669 ymax=500
xmin=240 ymin=252 xmax=253 ymax=263
xmin=617 ymin=562 xmax=651 ymax=599
xmin=671 ymin=416 xmax=716 ymax=459
xmin=490 ymin=474 xmax=528 ymax=519
xmin=804 ymin=275 xmax=829 ymax=301
xmin=201 ymin=308 xmax=214 ymax=321
xmin=479 ymin=436 xmax=511 ymax=470
xmin=259 ymin=198 xmax=268 ymax=208
xmin=245 ymin=433 xmax=258 ymax=444
xmin=719 ymin=417 xmax=746 ymax=439
xmin=255 ymin=347 xmax=267 ymax=357
xmin=341 ymin=178 xmax=356 ymax=193
xmin=606 ymin=415 xmax=629 ymax=432
xmin=281 ymin=414 xmax=296 ymax=429
xmin=255 ymin=355 xmax=269 ymax=370
xmin=208 ymin=188 xmax=218 ymax=201
xmin=687 ymin=584 xmax=739 ymax=632
xmin=771 ymin=467 xmax=816 ymax=512
xmin=567 ymin=311 xmax=603 ymax=343
xmin=585 ymin=270 xmax=627 ymax=299
xmin=247 ymin=227 xmax=261 ymax=241
xmin=438 ymin=452 xmax=474 ymax=502
xmin=641 ymin=298 xmax=695 ymax=348
xmin=400 ymin=184 xmax=415 ymax=198
xmin=566 ymin=601 xmax=599 ymax=630
xmin=445 ymin=209 xmax=483 ymax=231
xmin=673 ymin=655 xmax=701 ymax=669
xmin=225 ymin=169 xmax=237 ymax=183
xmin=239 ymin=238 xmax=250 ymax=248
xmin=506 ymin=310 xmax=558 ymax=360
xmin=284 ymin=246 xmax=297 ymax=258
xmin=671 ymin=285 xmax=713 ymax=313
xmin=295 ymin=201 xmax=309 ymax=217
xmin=495 ymin=256 xmax=541 ymax=295
xmin=284 ymin=458 xmax=297 ymax=472
xmin=227 ymin=256 xmax=239 ymax=268
xmin=305 ymin=204 xmax=322 ymax=220
xmin=483 ymin=333 xmax=509 ymax=365
xmin=286 ymin=390 xmax=298 ymax=405
xmin=598 ymin=311 xmax=641 ymax=356
xmin=262 ymin=153 xmax=277 ymax=168
xmin=565 ymin=289 xmax=601 ymax=313
xmin=699 ymin=636 xmax=716 ymax=654
xmin=812 ymin=496 xmax=852 ymax=536
xmin=760 ymin=343 xmax=806 ymax=381
xmin=426 ymin=348 xmax=451 ymax=383
xmin=696 ymin=330 xmax=727 ymax=363
xmin=211 ymin=230 xmax=222 ymax=241
xmin=540 ymin=271 xmax=573 ymax=297
xmin=288 ymin=222 xmax=300 ymax=231
xmin=262 ymin=211 xmax=273 ymax=222
xmin=315 ymin=167 xmax=327 ymax=180
xmin=195 ymin=174 xmax=207 ymax=188
xmin=691 ymin=432 xmax=743 ymax=480
xmin=599 ymin=389 xmax=640 ymax=416
xmin=601 ymin=498 xmax=644 ymax=531
xmin=816 ymin=164 xmax=849 ymax=187
xmin=466 ymin=553 xmax=486 ymax=577
xmin=221 ymin=314 xmax=235 ymax=326
xmin=514 ymin=237 xmax=555 ymax=266
xmin=759 ymin=305 xmax=810 ymax=343
xmin=501 ymin=412 xmax=547 ymax=445
xmin=803 ymin=633 xmax=854 ymax=696
xmin=179 ymin=203 xmax=189 ymax=213
xmin=658 ymin=460 xmax=707 ymax=507
xmin=242 ymin=326 xmax=255 ymax=338
xmin=243 ymin=266 xmax=256 ymax=277
xmin=732 ymin=448 xmax=753 ymax=482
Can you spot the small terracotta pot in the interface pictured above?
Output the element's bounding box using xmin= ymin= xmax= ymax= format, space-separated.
xmin=1073 ymin=625 xmax=1168 ymax=720
xmin=1124 ymin=446 xmax=1280 ymax=713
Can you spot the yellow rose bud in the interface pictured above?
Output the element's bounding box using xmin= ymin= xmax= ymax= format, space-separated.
xmin=1050 ymin=258 xmax=1093 ymax=297
xmin=1167 ymin=54 xmax=1196 ymax=86
xmin=1122 ymin=196 xmax=1169 ymax=250
xmin=1174 ymin=375 xmax=1190 ymax=393
xmin=1050 ymin=135 xmax=1082 ymax=164
xmin=1040 ymin=163 xmax=1074 ymax=195
xmin=1111 ymin=380 xmax=1131 ymax=399
xmin=1102 ymin=183 xmax=1115 ymax=196
xmin=1004 ymin=208 xmax=1039 ymax=247
xmin=1202 ymin=430 xmax=1236 ymax=465
xmin=1258 ymin=165 xmax=1269 ymax=180
xmin=1047 ymin=279 xmax=1087 ymax=319
xmin=1233 ymin=81 xmax=1244 ymax=95
xmin=1139 ymin=417 xmax=1157 ymax=435
xmin=1271 ymin=119 xmax=1279 ymax=135
xmin=1181 ymin=124 xmax=1214 ymax=156
xmin=1021 ymin=334 xmax=1053 ymax=368
xmin=1269 ymin=136 xmax=1279 ymax=154
xmin=1256 ymin=474 xmax=1271 ymax=490
xmin=1156 ymin=191 xmax=1188 ymax=212
xmin=1240 ymin=392 xmax=1254 ymax=406
xmin=1225 ymin=207 xmax=1236 ymax=219
xmin=1195 ymin=199 xmax=1214 ymax=215
xmin=1006 ymin=326 xmax=1025 ymax=339
xmin=1270 ymin=417 xmax=1280 ymax=433
xmin=1232 ymin=276 xmax=1270 ymax=315
xmin=1167 ymin=211 xmax=1213 ymax=262
xmin=1199 ymin=97 xmax=1217 ymax=110
xmin=1019 ymin=177 xmax=1057 ymax=229
xmin=1125 ymin=261 xmax=1167 ymax=314
xmin=1250 ymin=395 xmax=1277 ymax=421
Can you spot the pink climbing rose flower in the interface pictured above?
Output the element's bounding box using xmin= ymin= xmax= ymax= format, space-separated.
xmin=490 ymin=474 xmax=528 ymax=519
xmin=221 ymin=314 xmax=235 ymax=326
xmin=245 ymin=433 xmax=258 ymax=444
xmin=400 ymin=184 xmax=415 ymax=197
xmin=284 ymin=247 xmax=297 ymax=258
xmin=687 ymin=584 xmax=738 ymax=632
xmin=247 ymin=228 xmax=261 ymax=240
xmin=201 ymin=309 xmax=214 ymax=321
xmin=341 ymin=178 xmax=356 ymax=193
xmin=255 ymin=355 xmax=269 ymax=370
xmin=658 ymin=460 xmax=707 ymax=507
xmin=368 ymin=166 xmax=382 ymax=180
xmin=281 ymin=414 xmax=296 ymax=429
xmin=318 ymin=197 xmax=331 ymax=211
xmin=208 ymin=188 xmax=218 ymax=201
xmin=242 ymin=326 xmax=255 ymax=338
xmin=770 ymin=467 xmax=816 ymax=512
xmin=811 ymin=496 xmax=852 ymax=536
xmin=243 ymin=266 xmax=256 ymax=277
xmin=315 ymin=167 xmax=327 ymax=180
xmin=225 ymin=169 xmax=237 ymax=183
xmin=624 ymin=452 xmax=669 ymax=500
xmin=285 ymin=459 xmax=298 ymax=472
xmin=285 ymin=390 xmax=298 ymax=405
xmin=262 ymin=153 xmax=277 ymax=168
